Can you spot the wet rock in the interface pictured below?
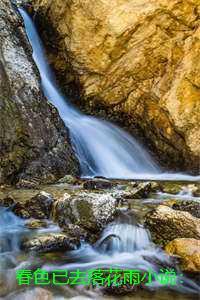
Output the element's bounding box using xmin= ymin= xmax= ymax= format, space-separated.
xmin=103 ymin=283 xmax=138 ymax=296
xmin=63 ymin=224 xmax=88 ymax=242
xmin=22 ymin=233 xmax=79 ymax=253
xmin=130 ymin=182 xmax=160 ymax=198
xmin=161 ymin=183 xmax=182 ymax=195
xmin=145 ymin=205 xmax=200 ymax=246
xmin=113 ymin=182 xmax=160 ymax=201
xmin=165 ymin=238 xmax=200 ymax=273
xmin=57 ymin=175 xmax=79 ymax=185
xmin=53 ymin=192 xmax=117 ymax=237
xmin=25 ymin=219 xmax=48 ymax=229
xmin=25 ymin=191 xmax=54 ymax=219
xmin=161 ymin=183 xmax=200 ymax=196
xmin=16 ymin=179 xmax=39 ymax=189
xmin=0 ymin=0 xmax=79 ymax=185
xmin=172 ymin=201 xmax=200 ymax=218
xmin=11 ymin=191 xmax=55 ymax=219
xmin=83 ymin=179 xmax=116 ymax=190
xmin=33 ymin=0 xmax=200 ymax=173
xmin=193 ymin=185 xmax=200 ymax=197
xmin=12 ymin=202 xmax=31 ymax=219
xmin=0 ymin=195 xmax=15 ymax=207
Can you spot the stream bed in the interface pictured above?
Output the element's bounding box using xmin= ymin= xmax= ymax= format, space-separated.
xmin=0 ymin=180 xmax=199 ymax=299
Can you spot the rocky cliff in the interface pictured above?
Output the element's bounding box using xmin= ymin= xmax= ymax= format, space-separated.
xmin=32 ymin=0 xmax=200 ymax=173
xmin=0 ymin=0 xmax=79 ymax=185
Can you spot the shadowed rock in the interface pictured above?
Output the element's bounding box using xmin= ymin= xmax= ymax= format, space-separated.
xmin=0 ymin=0 xmax=79 ymax=185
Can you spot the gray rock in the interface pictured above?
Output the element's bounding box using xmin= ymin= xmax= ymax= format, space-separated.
xmin=26 ymin=191 xmax=54 ymax=219
xmin=0 ymin=0 xmax=79 ymax=185
xmin=53 ymin=192 xmax=117 ymax=234
xmin=12 ymin=191 xmax=54 ymax=219
xmin=22 ymin=233 xmax=79 ymax=253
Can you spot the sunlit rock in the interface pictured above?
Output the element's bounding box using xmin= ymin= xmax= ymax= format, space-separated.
xmin=145 ymin=205 xmax=200 ymax=246
xmin=32 ymin=0 xmax=200 ymax=173
xmin=165 ymin=238 xmax=200 ymax=273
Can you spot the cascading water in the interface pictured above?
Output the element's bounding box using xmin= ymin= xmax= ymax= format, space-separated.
xmin=18 ymin=8 xmax=160 ymax=179
xmin=19 ymin=8 xmax=200 ymax=181
xmin=42 ymin=211 xmax=199 ymax=294
xmin=0 ymin=207 xmax=26 ymax=265
xmin=96 ymin=212 xmax=151 ymax=254
xmin=0 ymin=207 xmax=29 ymax=296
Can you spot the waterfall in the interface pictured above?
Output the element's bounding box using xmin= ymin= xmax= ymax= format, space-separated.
xmin=18 ymin=8 xmax=159 ymax=178
xmin=95 ymin=211 xmax=151 ymax=254
xmin=19 ymin=9 xmax=200 ymax=181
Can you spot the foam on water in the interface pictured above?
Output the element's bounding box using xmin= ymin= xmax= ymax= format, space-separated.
xmin=42 ymin=215 xmax=199 ymax=294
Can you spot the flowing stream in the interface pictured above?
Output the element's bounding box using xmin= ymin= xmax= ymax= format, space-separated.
xmin=1 ymin=188 xmax=199 ymax=299
xmin=19 ymin=8 xmax=200 ymax=182
xmin=41 ymin=210 xmax=200 ymax=296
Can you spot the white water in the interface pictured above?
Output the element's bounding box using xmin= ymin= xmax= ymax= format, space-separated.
xmin=0 ymin=207 xmax=28 ymax=270
xmin=43 ymin=214 xmax=199 ymax=294
xmin=19 ymin=9 xmax=200 ymax=181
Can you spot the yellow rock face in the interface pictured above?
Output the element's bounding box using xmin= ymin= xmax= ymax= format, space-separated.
xmin=165 ymin=238 xmax=200 ymax=272
xmin=33 ymin=0 xmax=200 ymax=172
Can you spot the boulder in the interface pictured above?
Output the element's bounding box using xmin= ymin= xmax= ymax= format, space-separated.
xmin=145 ymin=205 xmax=200 ymax=246
xmin=0 ymin=0 xmax=79 ymax=185
xmin=172 ymin=201 xmax=200 ymax=218
xmin=26 ymin=191 xmax=54 ymax=219
xmin=53 ymin=192 xmax=117 ymax=236
xmin=112 ymin=182 xmax=160 ymax=201
xmin=165 ymin=238 xmax=200 ymax=273
xmin=6 ymin=191 xmax=55 ymax=219
xmin=22 ymin=233 xmax=79 ymax=253
xmin=33 ymin=0 xmax=200 ymax=173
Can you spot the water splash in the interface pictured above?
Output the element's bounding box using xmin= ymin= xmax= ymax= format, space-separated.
xmin=96 ymin=212 xmax=151 ymax=253
xmin=42 ymin=211 xmax=199 ymax=294
xmin=0 ymin=207 xmax=28 ymax=271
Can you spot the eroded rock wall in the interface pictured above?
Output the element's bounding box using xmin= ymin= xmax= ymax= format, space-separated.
xmin=33 ymin=0 xmax=200 ymax=173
